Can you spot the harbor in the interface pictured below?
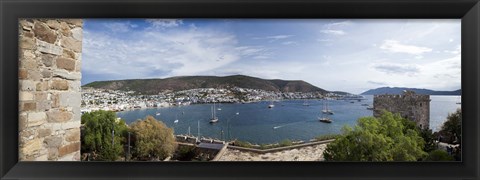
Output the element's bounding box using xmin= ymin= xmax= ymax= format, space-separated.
xmin=117 ymin=95 xmax=460 ymax=144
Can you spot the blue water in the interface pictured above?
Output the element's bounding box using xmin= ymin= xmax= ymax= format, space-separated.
xmin=116 ymin=95 xmax=460 ymax=144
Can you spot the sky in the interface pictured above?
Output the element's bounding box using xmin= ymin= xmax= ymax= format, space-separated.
xmin=82 ymin=19 xmax=461 ymax=94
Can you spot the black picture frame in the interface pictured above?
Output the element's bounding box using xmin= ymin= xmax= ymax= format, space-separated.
xmin=1 ymin=0 xmax=479 ymax=179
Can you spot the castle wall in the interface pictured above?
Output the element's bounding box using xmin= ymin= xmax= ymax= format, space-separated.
xmin=373 ymin=91 xmax=430 ymax=129
xmin=18 ymin=19 xmax=83 ymax=161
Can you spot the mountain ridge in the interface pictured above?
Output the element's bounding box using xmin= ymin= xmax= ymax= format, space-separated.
xmin=83 ymin=75 xmax=328 ymax=95
xmin=361 ymin=87 xmax=461 ymax=95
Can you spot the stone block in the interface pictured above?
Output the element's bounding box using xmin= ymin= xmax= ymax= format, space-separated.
xmin=35 ymin=154 xmax=48 ymax=161
xmin=60 ymin=22 xmax=72 ymax=36
xmin=69 ymin=81 xmax=81 ymax=92
xmin=35 ymin=92 xmax=48 ymax=101
xmin=19 ymin=80 xmax=36 ymax=91
xmin=19 ymin=92 xmax=34 ymax=101
xmin=62 ymin=49 xmax=76 ymax=59
xmin=37 ymin=100 xmax=52 ymax=111
xmin=19 ymin=69 xmax=28 ymax=79
xmin=41 ymin=54 xmax=55 ymax=67
xmin=56 ymin=57 xmax=76 ymax=71
xmin=65 ymin=129 xmax=80 ymax=142
xmin=36 ymin=81 xmax=49 ymax=91
xmin=46 ymin=109 xmax=72 ymax=123
xmin=33 ymin=22 xmax=57 ymax=44
xmin=27 ymin=112 xmax=47 ymax=127
xmin=37 ymin=40 xmax=63 ymax=56
xmin=44 ymin=136 xmax=63 ymax=148
xmin=50 ymin=79 xmax=69 ymax=90
xmin=71 ymin=27 xmax=82 ymax=41
xmin=59 ymin=142 xmax=80 ymax=157
xmin=19 ymin=130 xmax=35 ymax=143
xmin=41 ymin=69 xmax=53 ymax=78
xmin=61 ymin=37 xmax=82 ymax=52
xmin=19 ymin=36 xmax=35 ymax=49
xmin=53 ymin=69 xmax=81 ymax=80
xmin=37 ymin=128 xmax=52 ymax=138
xmin=19 ymin=113 xmax=27 ymax=131
xmin=59 ymin=92 xmax=81 ymax=107
xmin=22 ymin=102 xmax=37 ymax=111
xmin=48 ymin=148 xmax=59 ymax=160
xmin=19 ymin=19 xmax=34 ymax=30
xmin=27 ymin=70 xmax=42 ymax=81
xmin=46 ymin=20 xmax=60 ymax=30
xmin=22 ymin=50 xmax=36 ymax=60
xmin=75 ymin=60 xmax=81 ymax=72
xmin=20 ymin=59 xmax=38 ymax=70
xmin=72 ymin=107 xmax=81 ymax=122
xmin=64 ymin=19 xmax=83 ymax=27
xmin=44 ymin=123 xmax=62 ymax=132
xmin=62 ymin=121 xmax=80 ymax=130
xmin=23 ymin=31 xmax=34 ymax=38
xmin=21 ymin=138 xmax=43 ymax=156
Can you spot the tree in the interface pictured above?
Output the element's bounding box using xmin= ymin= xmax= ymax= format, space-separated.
xmin=81 ymin=110 xmax=128 ymax=161
xmin=425 ymin=149 xmax=454 ymax=161
xmin=437 ymin=108 xmax=462 ymax=161
xmin=323 ymin=111 xmax=427 ymax=161
xmin=439 ymin=108 xmax=461 ymax=144
xmin=419 ymin=128 xmax=437 ymax=153
xmin=130 ymin=116 xmax=176 ymax=160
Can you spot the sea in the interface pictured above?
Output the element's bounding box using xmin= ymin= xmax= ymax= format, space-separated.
xmin=116 ymin=95 xmax=461 ymax=144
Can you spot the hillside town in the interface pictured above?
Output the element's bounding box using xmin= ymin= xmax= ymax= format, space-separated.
xmin=81 ymin=87 xmax=344 ymax=113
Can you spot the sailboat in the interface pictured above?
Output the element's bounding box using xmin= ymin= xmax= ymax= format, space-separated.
xmin=217 ymin=103 xmax=222 ymax=111
xmin=318 ymin=105 xmax=332 ymax=123
xmin=322 ymin=99 xmax=334 ymax=115
xmin=174 ymin=114 xmax=179 ymax=123
xmin=302 ymin=99 xmax=310 ymax=106
xmin=268 ymin=100 xmax=275 ymax=108
xmin=210 ymin=103 xmax=219 ymax=123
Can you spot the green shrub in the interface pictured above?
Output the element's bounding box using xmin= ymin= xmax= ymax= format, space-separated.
xmin=425 ymin=149 xmax=454 ymax=161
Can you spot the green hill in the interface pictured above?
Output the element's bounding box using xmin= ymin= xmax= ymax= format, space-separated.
xmin=83 ymin=75 xmax=327 ymax=95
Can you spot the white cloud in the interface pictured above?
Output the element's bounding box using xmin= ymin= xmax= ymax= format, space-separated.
xmin=281 ymin=41 xmax=297 ymax=45
xmin=320 ymin=30 xmax=346 ymax=35
xmin=380 ymin=40 xmax=432 ymax=55
xmin=103 ymin=22 xmax=133 ymax=33
xmin=324 ymin=21 xmax=352 ymax=29
xmin=83 ymin=29 xmax=241 ymax=79
xmin=317 ymin=39 xmax=332 ymax=42
xmin=265 ymin=35 xmax=292 ymax=40
xmin=372 ymin=63 xmax=420 ymax=76
xmin=319 ymin=21 xmax=351 ymax=36
xmin=253 ymin=35 xmax=293 ymax=42
xmin=235 ymin=46 xmax=267 ymax=56
xmin=146 ymin=19 xmax=183 ymax=29
xmin=367 ymin=81 xmax=387 ymax=86
xmin=443 ymin=45 xmax=461 ymax=55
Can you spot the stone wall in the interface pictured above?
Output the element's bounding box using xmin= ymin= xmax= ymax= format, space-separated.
xmin=18 ymin=19 xmax=83 ymax=161
xmin=373 ymin=91 xmax=430 ymax=129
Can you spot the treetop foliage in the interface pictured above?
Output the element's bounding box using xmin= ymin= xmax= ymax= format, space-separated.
xmin=81 ymin=110 xmax=128 ymax=161
xmin=130 ymin=116 xmax=177 ymax=160
xmin=323 ymin=111 xmax=427 ymax=161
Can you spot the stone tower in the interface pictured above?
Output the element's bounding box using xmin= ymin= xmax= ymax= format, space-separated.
xmin=373 ymin=90 xmax=430 ymax=129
